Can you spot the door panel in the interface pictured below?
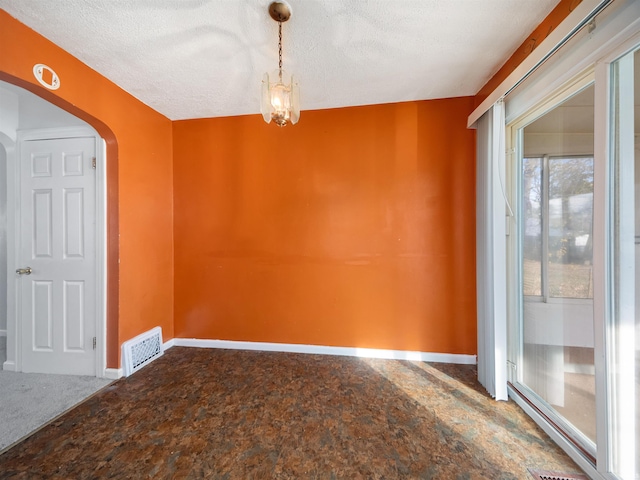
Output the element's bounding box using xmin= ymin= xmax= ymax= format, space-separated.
xmin=64 ymin=280 xmax=85 ymax=351
xmin=19 ymin=137 xmax=96 ymax=375
xmin=33 ymin=189 xmax=53 ymax=257
xmin=64 ymin=189 xmax=85 ymax=258
xmin=33 ymin=280 xmax=53 ymax=350
xmin=518 ymin=83 xmax=597 ymax=449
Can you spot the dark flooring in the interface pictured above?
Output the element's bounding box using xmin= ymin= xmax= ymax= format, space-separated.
xmin=0 ymin=347 xmax=583 ymax=479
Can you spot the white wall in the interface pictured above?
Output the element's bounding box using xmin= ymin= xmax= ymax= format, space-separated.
xmin=0 ymin=86 xmax=18 ymax=336
xmin=0 ymin=142 xmax=6 ymax=333
xmin=0 ymin=88 xmax=18 ymax=141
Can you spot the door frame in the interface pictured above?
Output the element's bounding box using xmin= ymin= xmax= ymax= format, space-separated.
xmin=503 ymin=23 xmax=640 ymax=480
xmin=506 ymin=70 xmax=598 ymax=456
xmin=4 ymin=126 xmax=106 ymax=377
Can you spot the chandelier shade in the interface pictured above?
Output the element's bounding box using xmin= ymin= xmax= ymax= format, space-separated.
xmin=261 ymin=70 xmax=300 ymax=126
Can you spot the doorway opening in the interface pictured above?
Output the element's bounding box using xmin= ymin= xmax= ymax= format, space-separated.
xmin=0 ymin=80 xmax=107 ymax=377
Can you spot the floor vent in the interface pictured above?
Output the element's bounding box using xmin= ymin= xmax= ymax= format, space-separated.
xmin=122 ymin=327 xmax=163 ymax=377
xmin=528 ymin=469 xmax=589 ymax=480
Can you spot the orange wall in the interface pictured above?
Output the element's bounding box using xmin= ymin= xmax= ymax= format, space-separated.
xmin=475 ymin=0 xmax=583 ymax=106
xmin=0 ymin=2 xmax=583 ymax=363
xmin=0 ymin=10 xmax=174 ymax=367
xmin=173 ymin=98 xmax=477 ymax=355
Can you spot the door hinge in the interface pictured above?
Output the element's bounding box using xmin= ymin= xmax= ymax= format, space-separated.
xmin=92 ymin=157 xmax=96 ymax=169
xmin=93 ymin=337 xmax=96 ymax=350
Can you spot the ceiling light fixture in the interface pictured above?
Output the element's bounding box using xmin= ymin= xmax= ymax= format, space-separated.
xmin=261 ymin=1 xmax=300 ymax=127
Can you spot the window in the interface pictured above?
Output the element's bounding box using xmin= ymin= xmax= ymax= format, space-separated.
xmin=523 ymin=155 xmax=594 ymax=300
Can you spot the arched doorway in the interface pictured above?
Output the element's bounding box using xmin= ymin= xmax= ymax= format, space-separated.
xmin=0 ymin=80 xmax=107 ymax=376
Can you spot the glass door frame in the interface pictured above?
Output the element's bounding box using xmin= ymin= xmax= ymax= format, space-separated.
xmin=596 ymin=33 xmax=640 ymax=480
xmin=506 ymin=69 xmax=598 ymax=461
xmin=505 ymin=29 xmax=640 ymax=479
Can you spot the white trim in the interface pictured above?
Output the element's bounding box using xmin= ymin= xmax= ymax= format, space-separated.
xmin=0 ymin=329 xmax=6 ymax=337
xmin=507 ymin=70 xmax=595 ymax=132
xmin=593 ymin=52 xmax=611 ymax=478
xmin=17 ymin=127 xmax=96 ymax=141
xmin=468 ymin=0 xmax=611 ymax=127
xmin=163 ymin=338 xmax=175 ymax=351
xmin=598 ymin=42 xmax=638 ymax=479
xmin=509 ymin=386 xmax=604 ymax=479
xmin=103 ymin=368 xmax=123 ymax=380
xmin=3 ymin=132 xmax=17 ymax=374
xmin=96 ymin=139 xmax=107 ymax=378
xmin=170 ymin=338 xmax=477 ymax=364
xmin=2 ymin=360 xmax=15 ymax=371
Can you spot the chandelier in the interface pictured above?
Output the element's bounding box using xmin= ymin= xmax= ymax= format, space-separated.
xmin=261 ymin=1 xmax=300 ymax=127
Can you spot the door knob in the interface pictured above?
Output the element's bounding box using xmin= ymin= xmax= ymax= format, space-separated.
xmin=16 ymin=266 xmax=32 ymax=275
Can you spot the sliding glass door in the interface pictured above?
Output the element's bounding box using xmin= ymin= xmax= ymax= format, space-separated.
xmin=508 ymin=42 xmax=639 ymax=478
xmin=514 ymin=80 xmax=597 ymax=455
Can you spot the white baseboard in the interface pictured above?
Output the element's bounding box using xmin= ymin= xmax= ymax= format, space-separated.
xmin=0 ymin=329 xmax=7 ymax=337
xmin=103 ymin=368 xmax=123 ymax=380
xmin=171 ymin=338 xmax=477 ymax=364
xmin=2 ymin=360 xmax=16 ymax=371
xmin=163 ymin=338 xmax=175 ymax=351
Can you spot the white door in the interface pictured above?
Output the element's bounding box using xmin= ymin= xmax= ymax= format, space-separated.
xmin=18 ymin=136 xmax=96 ymax=375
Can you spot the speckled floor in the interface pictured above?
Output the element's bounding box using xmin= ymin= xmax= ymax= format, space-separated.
xmin=0 ymin=347 xmax=583 ymax=479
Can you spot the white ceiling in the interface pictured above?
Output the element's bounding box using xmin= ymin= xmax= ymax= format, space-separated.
xmin=0 ymin=0 xmax=561 ymax=121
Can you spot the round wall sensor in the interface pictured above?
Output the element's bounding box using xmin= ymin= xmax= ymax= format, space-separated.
xmin=33 ymin=64 xmax=60 ymax=90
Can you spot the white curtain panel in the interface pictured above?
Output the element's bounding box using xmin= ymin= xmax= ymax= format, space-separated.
xmin=476 ymin=102 xmax=508 ymax=401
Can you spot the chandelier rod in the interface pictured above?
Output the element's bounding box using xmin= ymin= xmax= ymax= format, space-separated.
xmin=278 ymin=21 xmax=283 ymax=81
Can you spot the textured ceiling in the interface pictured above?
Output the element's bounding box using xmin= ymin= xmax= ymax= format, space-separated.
xmin=0 ymin=0 xmax=560 ymax=121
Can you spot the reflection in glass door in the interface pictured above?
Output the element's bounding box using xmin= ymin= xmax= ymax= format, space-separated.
xmin=518 ymin=83 xmax=597 ymax=451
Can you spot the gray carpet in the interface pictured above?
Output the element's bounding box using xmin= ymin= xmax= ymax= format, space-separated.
xmin=0 ymin=337 xmax=111 ymax=452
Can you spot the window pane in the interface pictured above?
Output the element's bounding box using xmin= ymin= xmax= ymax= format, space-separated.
xmin=547 ymin=156 xmax=594 ymax=299
xmin=521 ymin=84 xmax=596 ymax=447
xmin=523 ymin=157 xmax=542 ymax=296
